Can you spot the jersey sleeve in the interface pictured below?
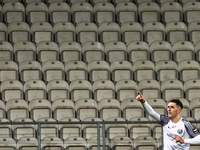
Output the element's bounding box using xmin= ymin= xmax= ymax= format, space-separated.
xmin=158 ymin=114 xmax=170 ymax=126
xmin=182 ymin=118 xmax=200 ymax=138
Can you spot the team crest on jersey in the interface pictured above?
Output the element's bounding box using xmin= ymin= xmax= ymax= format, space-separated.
xmin=177 ymin=129 xmax=183 ymax=134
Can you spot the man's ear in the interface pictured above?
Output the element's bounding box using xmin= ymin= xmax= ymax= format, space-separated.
xmin=178 ymin=108 xmax=182 ymax=114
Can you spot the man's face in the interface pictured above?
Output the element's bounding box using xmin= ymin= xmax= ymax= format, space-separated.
xmin=167 ymin=102 xmax=180 ymax=119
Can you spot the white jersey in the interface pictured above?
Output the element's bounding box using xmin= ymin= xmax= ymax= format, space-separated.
xmin=159 ymin=115 xmax=200 ymax=150
xmin=142 ymin=101 xmax=200 ymax=150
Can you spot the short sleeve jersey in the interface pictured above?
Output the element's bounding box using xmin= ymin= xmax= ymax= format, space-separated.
xmin=158 ymin=115 xmax=200 ymax=150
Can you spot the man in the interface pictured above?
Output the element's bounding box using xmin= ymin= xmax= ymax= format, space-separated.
xmin=136 ymin=91 xmax=200 ymax=150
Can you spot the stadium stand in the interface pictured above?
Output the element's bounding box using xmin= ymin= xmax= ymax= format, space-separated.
xmin=0 ymin=0 xmax=200 ymax=149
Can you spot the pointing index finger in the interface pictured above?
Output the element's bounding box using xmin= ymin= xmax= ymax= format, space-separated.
xmin=137 ymin=91 xmax=142 ymax=96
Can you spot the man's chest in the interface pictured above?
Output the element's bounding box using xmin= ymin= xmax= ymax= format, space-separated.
xmin=164 ymin=122 xmax=185 ymax=138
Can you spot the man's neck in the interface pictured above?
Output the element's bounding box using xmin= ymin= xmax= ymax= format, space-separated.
xmin=170 ymin=116 xmax=181 ymax=123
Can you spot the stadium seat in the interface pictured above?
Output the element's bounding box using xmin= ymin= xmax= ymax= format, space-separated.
xmin=0 ymin=101 xmax=5 ymax=119
xmin=166 ymin=22 xmax=187 ymax=45
xmin=59 ymin=118 xmax=82 ymax=140
xmin=88 ymin=60 xmax=110 ymax=83
xmin=31 ymin=22 xmax=53 ymax=45
xmin=65 ymin=61 xmax=88 ymax=83
xmin=59 ymin=42 xmax=81 ymax=64
xmin=14 ymin=41 xmax=36 ymax=64
xmin=52 ymin=99 xmax=75 ymax=121
xmin=13 ymin=118 xmax=35 ymax=140
xmin=0 ymin=61 xmax=18 ymax=82
xmin=128 ymin=117 xmax=151 ymax=139
xmin=19 ymin=61 xmax=42 ymax=83
xmin=190 ymin=98 xmax=200 ymax=120
xmin=42 ymin=61 xmax=65 ymax=83
xmin=1 ymin=80 xmax=23 ymax=102
xmin=151 ymin=119 xmax=162 ymax=140
xmin=135 ymin=0 xmax=155 ymax=6
xmin=36 ymin=118 xmax=59 ymax=139
xmin=93 ymin=80 xmax=115 ymax=102
xmin=71 ymin=2 xmax=93 ymax=25
xmin=0 ymin=119 xmax=11 ymax=138
xmin=143 ymin=22 xmax=165 ymax=45
xmin=138 ymin=2 xmax=160 ymax=25
xmin=121 ymin=98 xmax=144 ymax=120
xmin=0 ymin=138 xmax=16 ymax=150
xmin=188 ymin=21 xmax=200 ymax=45
xmin=105 ymin=41 xmax=127 ymax=64
xmin=161 ymin=79 xmax=184 ymax=101
xmin=183 ymin=2 xmax=200 ymax=25
xmin=82 ymin=42 xmax=105 ymax=63
xmin=110 ymin=136 xmax=133 ymax=150
xmin=179 ymin=0 xmax=199 ymax=5
xmin=26 ymin=2 xmax=48 ymax=25
xmin=0 ymin=23 xmax=7 ymax=42
xmin=53 ymin=22 xmax=76 ymax=45
xmin=24 ymin=80 xmax=47 ymax=102
xmin=178 ymin=60 xmax=200 ymax=82
xmin=17 ymin=137 xmax=38 ymax=150
xmin=116 ymin=2 xmax=138 ymax=25
xmin=121 ymin=22 xmax=143 ymax=45
xmin=76 ymin=22 xmax=98 ymax=45
xmin=82 ymin=117 xmax=102 ymax=140
xmin=184 ymin=79 xmax=200 ymax=101
xmin=93 ymin=2 xmax=115 ymax=25
xmin=46 ymin=0 xmax=66 ymax=5
xmin=68 ymin=0 xmax=89 ymax=5
xmin=6 ymin=99 xmax=28 ymax=121
xmin=88 ymin=136 xmax=110 ymax=150
xmin=110 ymin=60 xmax=133 ymax=83
xmin=98 ymin=98 xmax=121 ymax=120
xmin=75 ymin=99 xmax=98 ymax=120
xmin=0 ymin=42 xmax=13 ymax=62
xmin=134 ymin=136 xmax=157 ymax=150
xmin=133 ymin=60 xmax=156 ymax=82
xmin=64 ymin=137 xmax=87 ymax=150
xmin=194 ymin=41 xmax=200 ymax=62
xmin=172 ymin=41 xmax=195 ymax=63
xmin=47 ymin=80 xmax=69 ymax=102
xmin=3 ymin=2 xmax=25 ymax=25
xmin=138 ymin=79 xmax=161 ymax=99
xmin=98 ymin=22 xmax=121 ymax=45
xmin=49 ymin=2 xmax=71 ymax=25
xmin=37 ymin=41 xmax=59 ymax=64
xmin=8 ymin=21 xmax=30 ymax=45
xmin=127 ymin=41 xmax=150 ymax=63
xmin=29 ymin=99 xmax=52 ymax=121
xmin=115 ymin=79 xmax=137 ymax=102
xmin=150 ymin=41 xmax=172 ymax=63
xmin=106 ymin=117 xmax=128 ymax=139
xmin=156 ymin=60 xmax=178 ymax=82
xmin=146 ymin=98 xmax=167 ymax=120
xmin=160 ymin=2 xmax=183 ymax=25
xmin=23 ymin=0 xmax=44 ymax=6
xmin=41 ymin=137 xmax=63 ymax=150
xmin=70 ymin=79 xmax=92 ymax=101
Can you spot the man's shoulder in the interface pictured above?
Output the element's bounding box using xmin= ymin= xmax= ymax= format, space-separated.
xmin=158 ymin=114 xmax=170 ymax=126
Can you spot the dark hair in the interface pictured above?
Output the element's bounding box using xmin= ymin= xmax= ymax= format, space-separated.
xmin=169 ymin=99 xmax=183 ymax=109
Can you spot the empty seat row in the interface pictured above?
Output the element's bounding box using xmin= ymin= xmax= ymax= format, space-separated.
xmin=0 ymin=116 xmax=164 ymax=140
xmin=1 ymin=79 xmax=200 ymax=119
xmin=2 ymin=20 xmax=200 ymax=48
xmin=0 ymin=1 xmax=200 ymax=26
xmin=0 ymin=59 xmax=200 ymax=84
xmin=0 ymin=136 xmax=167 ymax=150
xmin=2 ymin=40 xmax=200 ymax=64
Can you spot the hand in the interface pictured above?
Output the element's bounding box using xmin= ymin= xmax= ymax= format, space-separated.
xmin=172 ymin=136 xmax=185 ymax=144
xmin=136 ymin=91 xmax=145 ymax=103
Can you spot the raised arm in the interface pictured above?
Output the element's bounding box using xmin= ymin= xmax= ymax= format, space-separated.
xmin=136 ymin=91 xmax=160 ymax=121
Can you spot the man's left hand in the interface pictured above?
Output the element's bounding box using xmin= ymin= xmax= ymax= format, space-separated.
xmin=172 ymin=136 xmax=185 ymax=144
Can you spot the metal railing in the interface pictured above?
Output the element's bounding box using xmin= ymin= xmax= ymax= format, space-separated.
xmin=0 ymin=120 xmax=199 ymax=150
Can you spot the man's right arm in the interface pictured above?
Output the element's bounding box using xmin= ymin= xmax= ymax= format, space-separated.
xmin=136 ymin=91 xmax=160 ymax=121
